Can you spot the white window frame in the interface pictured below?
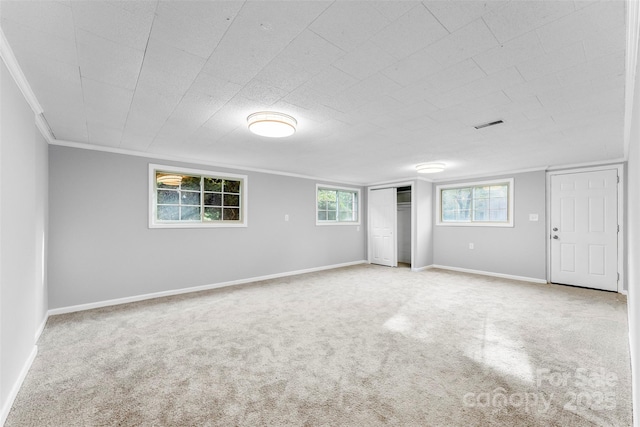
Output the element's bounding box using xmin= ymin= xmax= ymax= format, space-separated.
xmin=436 ymin=178 xmax=514 ymax=227
xmin=149 ymin=164 xmax=248 ymax=229
xmin=316 ymin=184 xmax=361 ymax=226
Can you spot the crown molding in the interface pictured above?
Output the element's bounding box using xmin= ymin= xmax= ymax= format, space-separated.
xmin=35 ymin=113 xmax=55 ymax=143
xmin=362 ymin=158 xmax=629 ymax=187
xmin=415 ymin=176 xmax=434 ymax=183
xmin=1 ymin=26 xmax=56 ymax=143
xmin=0 ymin=27 xmax=43 ymax=116
xmin=50 ymin=139 xmax=365 ymax=187
xmin=425 ymin=159 xmax=626 ymax=185
xmin=624 ymin=0 xmax=640 ymax=159
xmin=545 ymin=158 xmax=626 ymax=171
xmin=427 ymin=165 xmax=550 ymax=183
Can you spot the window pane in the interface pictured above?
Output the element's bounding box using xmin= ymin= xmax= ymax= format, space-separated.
xmin=338 ymin=191 xmax=354 ymax=210
xmin=474 ymin=186 xmax=490 ymax=198
xmin=318 ymin=189 xmax=336 ymax=203
xmin=181 ymin=176 xmax=201 ymax=190
xmin=223 ymin=208 xmax=240 ymax=221
xmin=224 ymin=180 xmax=240 ymax=193
xmin=490 ymin=197 xmax=507 ymax=210
xmin=442 ymin=210 xmax=456 ymax=221
xmin=442 ymin=188 xmax=471 ymax=213
xmin=157 ymin=190 xmax=179 ymax=204
xmin=204 ymin=207 xmax=222 ymax=221
xmin=181 ymin=191 xmax=200 ymax=206
xmin=339 ymin=210 xmax=354 ymax=221
xmin=490 ymin=209 xmax=507 ymax=221
xmin=441 ymin=189 xmax=455 ymax=206
xmin=474 ymin=197 xmax=488 ymax=210
xmin=204 ymin=193 xmax=222 ymax=206
xmin=158 ymin=206 xmax=179 ymax=221
xmin=224 ymin=194 xmax=240 ymax=207
xmin=474 ymin=208 xmax=488 ymax=221
xmin=490 ymin=185 xmax=507 ymax=198
xmin=327 ymin=211 xmax=337 ymax=221
xmin=442 ymin=187 xmax=472 ymax=222
xmin=457 ymin=210 xmax=470 ymax=221
xmin=181 ymin=206 xmax=200 ymax=221
xmin=204 ymin=178 xmax=222 ymax=192
xmin=317 ymin=189 xmax=336 ymax=221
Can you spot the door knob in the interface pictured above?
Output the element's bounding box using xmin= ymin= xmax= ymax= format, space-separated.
xmin=553 ymin=227 xmax=558 ymax=231
xmin=553 ymin=235 xmax=559 ymax=239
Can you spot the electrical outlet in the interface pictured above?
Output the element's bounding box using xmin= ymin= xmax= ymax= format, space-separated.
xmin=284 ymin=214 xmax=289 ymax=221
xmin=529 ymin=214 xmax=539 ymax=221
xmin=469 ymin=243 xmax=474 ymax=249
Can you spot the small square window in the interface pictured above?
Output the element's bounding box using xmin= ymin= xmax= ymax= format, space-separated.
xmin=316 ymin=185 xmax=360 ymax=225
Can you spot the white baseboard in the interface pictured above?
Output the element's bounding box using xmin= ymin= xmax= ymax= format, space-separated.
xmin=411 ymin=265 xmax=434 ymax=272
xmin=0 ymin=346 xmax=37 ymax=426
xmin=48 ymin=260 xmax=368 ymax=316
xmin=35 ymin=314 xmax=49 ymax=342
xmin=620 ymin=289 xmax=628 ymax=295
xmin=430 ymin=264 xmax=548 ymax=284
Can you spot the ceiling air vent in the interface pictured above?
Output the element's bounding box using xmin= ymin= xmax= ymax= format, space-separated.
xmin=474 ymin=120 xmax=504 ymax=130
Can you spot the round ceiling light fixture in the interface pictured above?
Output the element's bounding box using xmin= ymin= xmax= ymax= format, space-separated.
xmin=247 ymin=111 xmax=297 ymax=138
xmin=416 ymin=162 xmax=446 ymax=174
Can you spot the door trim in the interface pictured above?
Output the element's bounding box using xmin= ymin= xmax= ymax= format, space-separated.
xmin=367 ymin=181 xmax=415 ymax=268
xmin=546 ymin=164 xmax=625 ymax=293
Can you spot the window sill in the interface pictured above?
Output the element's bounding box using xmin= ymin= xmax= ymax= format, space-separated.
xmin=436 ymin=222 xmax=514 ymax=228
xmin=149 ymin=222 xmax=248 ymax=229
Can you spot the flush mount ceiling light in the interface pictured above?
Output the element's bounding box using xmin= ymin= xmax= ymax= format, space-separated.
xmin=247 ymin=111 xmax=297 ymax=138
xmin=416 ymin=162 xmax=446 ymax=174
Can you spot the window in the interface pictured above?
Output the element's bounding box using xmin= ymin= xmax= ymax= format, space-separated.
xmin=149 ymin=164 xmax=247 ymax=228
xmin=316 ymin=185 xmax=360 ymax=225
xmin=436 ymin=178 xmax=514 ymax=227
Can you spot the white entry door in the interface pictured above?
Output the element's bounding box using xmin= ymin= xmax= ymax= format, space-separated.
xmin=369 ymin=188 xmax=397 ymax=267
xmin=550 ymin=169 xmax=618 ymax=291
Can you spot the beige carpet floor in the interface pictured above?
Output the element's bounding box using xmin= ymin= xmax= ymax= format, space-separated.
xmin=6 ymin=265 xmax=632 ymax=426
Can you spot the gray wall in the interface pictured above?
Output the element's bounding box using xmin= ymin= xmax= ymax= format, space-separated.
xmin=0 ymin=60 xmax=48 ymax=420
xmin=432 ymin=170 xmax=546 ymax=280
xmin=48 ymin=146 xmax=366 ymax=309
xmin=35 ymin=131 xmax=48 ymax=328
xmin=414 ymin=179 xmax=433 ymax=269
xmin=396 ymin=204 xmax=411 ymax=264
xmin=626 ymin=32 xmax=640 ymax=427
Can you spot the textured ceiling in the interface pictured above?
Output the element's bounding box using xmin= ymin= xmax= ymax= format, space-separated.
xmin=0 ymin=0 xmax=627 ymax=184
